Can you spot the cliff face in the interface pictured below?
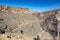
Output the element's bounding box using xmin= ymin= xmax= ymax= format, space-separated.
xmin=0 ymin=5 xmax=60 ymax=40
xmin=32 ymin=10 xmax=60 ymax=40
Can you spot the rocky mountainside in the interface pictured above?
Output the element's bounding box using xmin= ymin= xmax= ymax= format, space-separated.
xmin=32 ymin=10 xmax=60 ymax=40
xmin=0 ymin=5 xmax=60 ymax=40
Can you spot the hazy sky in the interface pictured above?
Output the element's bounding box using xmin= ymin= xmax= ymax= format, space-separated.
xmin=0 ymin=0 xmax=60 ymax=12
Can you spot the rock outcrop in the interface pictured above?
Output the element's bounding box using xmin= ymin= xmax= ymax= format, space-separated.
xmin=0 ymin=5 xmax=60 ymax=40
xmin=33 ymin=10 xmax=60 ymax=40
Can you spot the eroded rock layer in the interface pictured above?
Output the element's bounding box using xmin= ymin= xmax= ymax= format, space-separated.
xmin=0 ymin=5 xmax=60 ymax=40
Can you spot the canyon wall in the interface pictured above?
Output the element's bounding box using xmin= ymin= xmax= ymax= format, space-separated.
xmin=0 ymin=5 xmax=60 ymax=40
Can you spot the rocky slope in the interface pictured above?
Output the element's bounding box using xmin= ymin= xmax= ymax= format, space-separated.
xmin=0 ymin=5 xmax=60 ymax=40
xmin=32 ymin=10 xmax=60 ymax=40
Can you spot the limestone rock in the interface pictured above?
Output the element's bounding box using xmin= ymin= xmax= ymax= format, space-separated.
xmin=0 ymin=5 xmax=60 ymax=40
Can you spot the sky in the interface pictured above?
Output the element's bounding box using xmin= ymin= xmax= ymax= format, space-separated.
xmin=0 ymin=0 xmax=60 ymax=12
